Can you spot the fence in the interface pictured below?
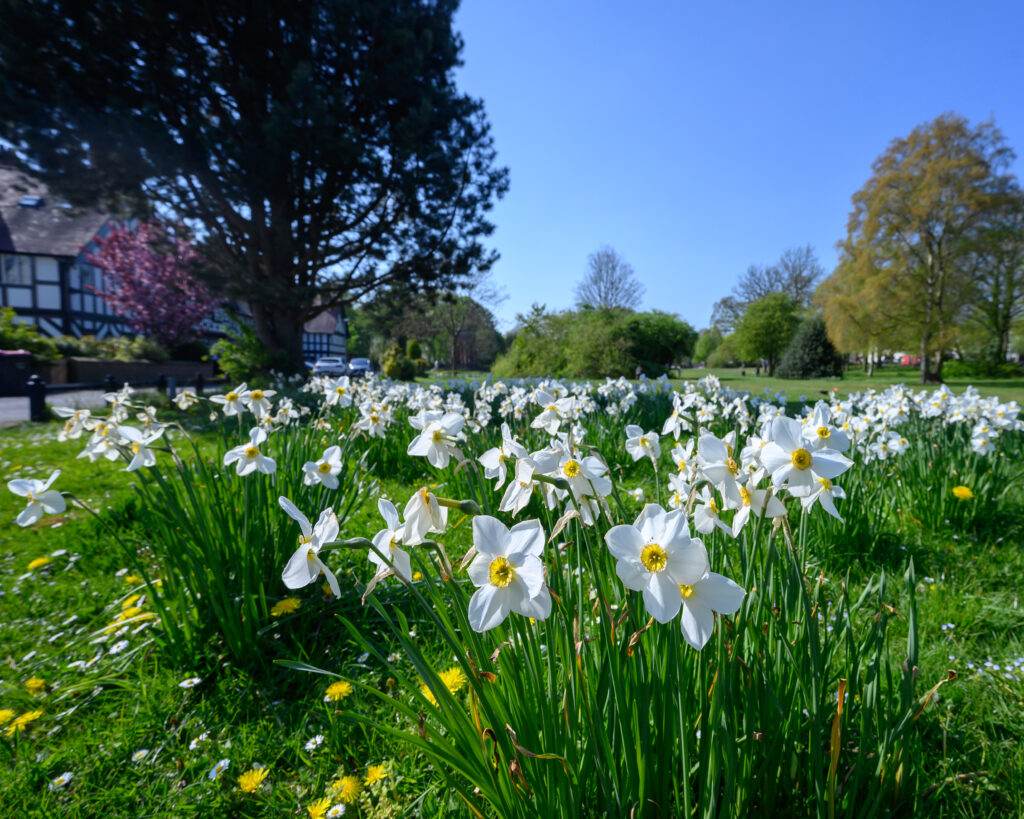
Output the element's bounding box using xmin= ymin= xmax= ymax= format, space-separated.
xmin=25 ymin=372 xmax=223 ymax=423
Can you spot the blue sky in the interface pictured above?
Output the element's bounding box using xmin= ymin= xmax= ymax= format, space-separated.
xmin=453 ymin=0 xmax=1024 ymax=331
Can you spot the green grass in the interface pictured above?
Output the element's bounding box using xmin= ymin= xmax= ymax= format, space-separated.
xmin=2 ymin=385 xmax=1024 ymax=816
xmin=673 ymin=366 xmax=1024 ymax=404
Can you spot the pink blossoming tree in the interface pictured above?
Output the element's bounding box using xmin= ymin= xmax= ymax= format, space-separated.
xmin=86 ymin=221 xmax=217 ymax=349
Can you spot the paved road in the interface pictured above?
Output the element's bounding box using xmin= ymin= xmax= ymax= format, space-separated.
xmin=1 ymin=389 xmax=116 ymax=427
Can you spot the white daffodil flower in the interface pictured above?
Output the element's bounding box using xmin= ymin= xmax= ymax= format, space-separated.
xmin=279 ymin=497 xmax=341 ymax=597
xmin=678 ymin=571 xmax=746 ymax=651
xmin=244 ymin=388 xmax=276 ymax=418
xmin=696 ymin=431 xmax=741 ymax=493
xmin=173 ymin=390 xmax=200 ymax=410
xmin=118 ymin=425 xmax=164 ymax=471
xmin=370 ymin=498 xmax=411 ymax=580
xmin=407 ymin=411 xmax=465 ymax=469
xmin=498 ymin=459 xmax=538 ymax=517
xmin=604 ymin=504 xmax=709 ymax=623
xmin=478 ymin=422 xmax=528 ymax=488
xmin=625 ymin=425 xmax=661 ymax=463
xmin=466 ymin=516 xmax=551 ymax=633
xmin=799 ymin=477 xmax=847 ymax=521
xmin=721 ymin=478 xmax=786 ymax=537
xmin=8 ymin=469 xmax=66 ymax=527
xmin=670 ymin=439 xmax=696 ymax=478
xmin=324 ymin=376 xmax=353 ymax=408
xmin=53 ymin=407 xmax=92 ymax=441
xmin=210 ymin=383 xmax=249 ymax=416
xmin=692 ymin=485 xmax=732 ymax=536
xmin=666 ymin=473 xmax=689 ymax=509
xmin=801 ymin=402 xmax=850 ymax=452
xmin=760 ymin=417 xmax=852 ymax=497
xmin=402 ymin=488 xmax=448 ymax=546
xmin=78 ymin=421 xmax=122 ymax=463
xmin=223 ymin=427 xmax=276 ymax=476
xmin=302 ymin=445 xmax=343 ymax=488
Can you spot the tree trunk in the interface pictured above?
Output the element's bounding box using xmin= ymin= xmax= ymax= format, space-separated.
xmin=250 ymin=301 xmax=306 ymax=374
xmin=919 ymin=333 xmax=930 ymax=384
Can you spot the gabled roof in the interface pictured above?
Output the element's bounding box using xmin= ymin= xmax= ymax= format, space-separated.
xmin=0 ymin=167 xmax=110 ymax=257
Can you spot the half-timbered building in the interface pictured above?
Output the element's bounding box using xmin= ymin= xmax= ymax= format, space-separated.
xmin=1 ymin=165 xmax=347 ymax=360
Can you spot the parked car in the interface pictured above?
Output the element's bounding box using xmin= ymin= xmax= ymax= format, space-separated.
xmin=312 ymin=356 xmax=347 ymax=377
xmin=347 ymin=357 xmax=373 ymax=378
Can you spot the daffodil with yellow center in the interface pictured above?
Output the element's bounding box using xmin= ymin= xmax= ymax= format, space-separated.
xmin=466 ymin=516 xmax=551 ymax=632
xmin=605 ymin=504 xmax=709 ymax=624
xmin=791 ymin=448 xmax=812 ymax=470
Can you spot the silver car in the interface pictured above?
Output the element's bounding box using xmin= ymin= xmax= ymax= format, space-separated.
xmin=312 ymin=356 xmax=347 ymax=377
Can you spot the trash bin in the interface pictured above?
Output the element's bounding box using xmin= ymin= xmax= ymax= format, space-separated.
xmin=0 ymin=350 xmax=33 ymax=397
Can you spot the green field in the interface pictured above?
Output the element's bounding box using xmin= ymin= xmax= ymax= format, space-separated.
xmin=673 ymin=366 xmax=1024 ymax=405
xmin=1 ymin=379 xmax=1023 ymax=817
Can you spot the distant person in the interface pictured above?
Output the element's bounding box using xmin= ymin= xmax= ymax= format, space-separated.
xmin=634 ymin=365 xmax=642 ymax=380
xmin=756 ymin=364 xmax=761 ymax=376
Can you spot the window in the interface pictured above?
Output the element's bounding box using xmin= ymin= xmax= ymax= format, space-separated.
xmin=1 ymin=254 xmax=32 ymax=285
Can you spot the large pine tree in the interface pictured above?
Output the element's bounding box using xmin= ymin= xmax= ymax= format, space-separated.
xmin=0 ymin=0 xmax=508 ymax=369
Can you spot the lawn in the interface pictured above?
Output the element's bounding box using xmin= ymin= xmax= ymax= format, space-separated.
xmin=0 ymin=376 xmax=1022 ymax=817
xmin=673 ymin=366 xmax=1024 ymax=405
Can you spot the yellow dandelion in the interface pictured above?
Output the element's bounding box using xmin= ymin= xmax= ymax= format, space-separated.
xmin=6 ymin=709 xmax=43 ymax=736
xmin=324 ymin=680 xmax=353 ymax=702
xmin=237 ymin=766 xmax=269 ymax=793
xmin=952 ymin=485 xmax=974 ymax=500
xmin=27 ymin=557 xmax=51 ymax=571
xmin=364 ymin=763 xmax=387 ymax=786
xmin=118 ymin=606 xmax=144 ymax=621
xmin=124 ymin=574 xmax=142 ymax=584
xmin=337 ymin=774 xmax=363 ymax=804
xmin=421 ymin=665 xmax=467 ymax=706
xmin=122 ymin=594 xmax=143 ymax=609
xmin=307 ymin=797 xmax=332 ymax=819
xmin=270 ymin=597 xmax=302 ymax=617
xmin=321 ymin=581 xmax=334 ymax=597
xmin=412 ymin=571 xmax=423 ymax=581
xmin=24 ymin=677 xmax=46 ymax=695
xmin=0 ymin=709 xmax=15 ymax=726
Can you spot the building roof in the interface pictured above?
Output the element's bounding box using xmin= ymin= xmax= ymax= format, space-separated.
xmin=0 ymin=167 xmax=110 ymax=257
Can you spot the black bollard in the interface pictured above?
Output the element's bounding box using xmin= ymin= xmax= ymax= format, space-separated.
xmin=26 ymin=375 xmax=47 ymax=422
xmin=155 ymin=373 xmax=167 ymax=395
xmin=195 ymin=372 xmax=205 ymax=394
xmin=167 ymin=376 xmax=177 ymax=401
xmin=103 ymin=373 xmax=117 ymax=393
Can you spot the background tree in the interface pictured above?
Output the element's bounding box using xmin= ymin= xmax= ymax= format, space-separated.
xmin=776 ymin=315 xmax=844 ymax=379
xmin=574 ymin=246 xmax=644 ymax=310
xmin=833 ymin=113 xmax=1014 ymax=383
xmin=0 ymin=0 xmax=508 ymax=371
xmin=817 ymin=252 xmax=900 ymax=375
xmin=692 ymin=327 xmax=723 ymax=365
xmin=731 ymin=293 xmax=800 ymax=376
xmin=711 ymin=245 xmax=824 ymax=332
xmin=621 ymin=310 xmax=697 ymax=373
xmin=86 ymin=222 xmax=216 ymax=350
xmin=966 ymin=188 xmax=1024 ymax=366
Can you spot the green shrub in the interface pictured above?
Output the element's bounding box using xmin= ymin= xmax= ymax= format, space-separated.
xmin=942 ymin=359 xmax=1022 ymax=378
xmin=380 ymin=343 xmax=417 ymax=380
xmin=128 ymin=335 xmax=170 ymax=362
xmin=0 ymin=306 xmax=61 ymax=362
xmin=406 ymin=338 xmax=423 ymax=360
xmin=210 ymin=322 xmax=283 ymax=382
xmin=492 ymin=306 xmax=696 ymax=378
xmin=777 ymin=316 xmax=844 ymax=379
xmin=413 ymin=357 xmax=430 ymax=376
